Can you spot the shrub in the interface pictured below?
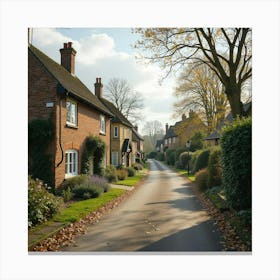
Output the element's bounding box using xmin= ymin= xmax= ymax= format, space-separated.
xmin=147 ymin=151 xmax=157 ymax=159
xmin=193 ymin=149 xmax=211 ymax=173
xmin=103 ymin=165 xmax=117 ymax=183
xmin=72 ymin=184 xmax=102 ymax=199
xmin=132 ymin=163 xmax=143 ymax=170
xmin=156 ymin=152 xmax=165 ymax=161
xmin=88 ymin=175 xmax=110 ymax=192
xmin=166 ymin=150 xmax=176 ymax=166
xmin=221 ymin=117 xmax=252 ymax=210
xmin=190 ymin=150 xmax=201 ymax=172
xmin=195 ymin=168 xmax=209 ymax=191
xmin=126 ymin=167 xmax=136 ymax=177
xmin=62 ymin=187 xmax=73 ymax=202
xmin=116 ymin=169 xmax=128 ymax=180
xmin=179 ymin=152 xmax=192 ymax=168
xmin=207 ymin=147 xmax=222 ymax=188
xmin=175 ymin=160 xmax=183 ymax=169
xmin=190 ymin=131 xmax=205 ymax=152
xmin=175 ymin=147 xmax=186 ymax=161
xmin=28 ymin=177 xmax=63 ymax=228
xmin=55 ymin=175 xmax=88 ymax=195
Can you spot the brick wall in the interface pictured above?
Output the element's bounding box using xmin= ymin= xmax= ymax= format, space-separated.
xmin=29 ymin=49 xmax=111 ymax=188
xmin=54 ymin=97 xmax=111 ymax=187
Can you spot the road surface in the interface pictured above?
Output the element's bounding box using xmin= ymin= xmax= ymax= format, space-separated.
xmin=62 ymin=159 xmax=224 ymax=252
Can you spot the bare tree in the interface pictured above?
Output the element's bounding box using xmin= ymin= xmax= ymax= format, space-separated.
xmin=142 ymin=120 xmax=164 ymax=146
xmin=104 ymin=78 xmax=144 ymax=123
xmin=134 ymin=28 xmax=252 ymax=118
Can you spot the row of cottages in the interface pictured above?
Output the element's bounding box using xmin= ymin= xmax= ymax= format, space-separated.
xmin=28 ymin=42 xmax=144 ymax=188
xmin=156 ymin=110 xmax=206 ymax=152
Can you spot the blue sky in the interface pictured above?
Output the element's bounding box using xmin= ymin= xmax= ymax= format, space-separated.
xmin=31 ymin=28 xmax=178 ymax=134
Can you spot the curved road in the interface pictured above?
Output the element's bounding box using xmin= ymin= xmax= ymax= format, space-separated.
xmin=62 ymin=160 xmax=224 ymax=252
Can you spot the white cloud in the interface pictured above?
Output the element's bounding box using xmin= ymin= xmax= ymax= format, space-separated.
xmin=31 ymin=28 xmax=178 ymax=130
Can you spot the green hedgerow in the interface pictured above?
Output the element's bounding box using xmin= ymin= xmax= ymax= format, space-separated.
xmin=195 ymin=168 xmax=209 ymax=191
xmin=193 ymin=149 xmax=211 ymax=173
xmin=207 ymin=147 xmax=222 ymax=188
xmin=221 ymin=117 xmax=252 ymax=210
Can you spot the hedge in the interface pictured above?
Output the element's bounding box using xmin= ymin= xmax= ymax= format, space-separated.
xmin=207 ymin=147 xmax=222 ymax=188
xmin=193 ymin=149 xmax=211 ymax=173
xmin=221 ymin=117 xmax=252 ymax=210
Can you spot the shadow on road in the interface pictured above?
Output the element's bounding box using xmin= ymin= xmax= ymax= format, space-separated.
xmin=138 ymin=220 xmax=224 ymax=252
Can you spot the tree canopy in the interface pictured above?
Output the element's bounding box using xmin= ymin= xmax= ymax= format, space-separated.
xmin=134 ymin=28 xmax=252 ymax=118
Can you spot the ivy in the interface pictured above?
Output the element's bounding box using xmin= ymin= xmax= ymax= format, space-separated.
xmin=81 ymin=135 xmax=106 ymax=176
xmin=28 ymin=117 xmax=55 ymax=188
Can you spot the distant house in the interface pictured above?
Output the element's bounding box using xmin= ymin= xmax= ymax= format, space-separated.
xmin=204 ymin=102 xmax=252 ymax=145
xmin=94 ymin=80 xmax=134 ymax=167
xmin=28 ymin=42 xmax=113 ymax=188
xmin=155 ymin=139 xmax=164 ymax=153
xmin=162 ymin=111 xmax=206 ymax=151
xmin=132 ymin=126 xmax=144 ymax=163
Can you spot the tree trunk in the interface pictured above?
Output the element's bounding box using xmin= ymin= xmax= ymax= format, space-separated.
xmin=225 ymin=84 xmax=243 ymax=118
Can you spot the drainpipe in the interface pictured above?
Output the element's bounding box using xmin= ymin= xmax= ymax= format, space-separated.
xmin=56 ymin=97 xmax=64 ymax=168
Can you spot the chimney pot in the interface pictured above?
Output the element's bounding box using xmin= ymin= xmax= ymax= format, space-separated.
xmin=60 ymin=42 xmax=76 ymax=75
xmin=165 ymin=123 xmax=169 ymax=134
xmin=94 ymin=77 xmax=103 ymax=98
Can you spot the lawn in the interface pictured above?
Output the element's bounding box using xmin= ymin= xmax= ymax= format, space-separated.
xmin=176 ymin=169 xmax=196 ymax=182
xmin=52 ymin=188 xmax=125 ymax=223
xmin=115 ymin=174 xmax=143 ymax=186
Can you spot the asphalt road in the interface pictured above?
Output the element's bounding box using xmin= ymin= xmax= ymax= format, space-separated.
xmin=61 ymin=159 xmax=224 ymax=252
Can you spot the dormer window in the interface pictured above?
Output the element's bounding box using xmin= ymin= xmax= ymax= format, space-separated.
xmin=66 ymin=99 xmax=77 ymax=127
xmin=100 ymin=115 xmax=106 ymax=134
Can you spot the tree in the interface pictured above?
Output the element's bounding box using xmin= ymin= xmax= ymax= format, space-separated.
xmin=104 ymin=78 xmax=144 ymax=123
xmin=173 ymin=63 xmax=229 ymax=132
xmin=134 ymin=28 xmax=252 ymax=118
xmin=142 ymin=120 xmax=164 ymax=146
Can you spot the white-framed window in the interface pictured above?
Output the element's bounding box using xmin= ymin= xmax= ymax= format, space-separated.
xmin=168 ymin=138 xmax=171 ymax=144
xmin=66 ymin=99 xmax=77 ymax=126
xmin=112 ymin=152 xmax=118 ymax=166
xmin=100 ymin=115 xmax=106 ymax=134
xmin=165 ymin=139 xmax=167 ymax=145
xmin=65 ymin=149 xmax=78 ymax=178
xmin=114 ymin=126 xmax=118 ymax=138
xmin=173 ymin=137 xmax=176 ymax=143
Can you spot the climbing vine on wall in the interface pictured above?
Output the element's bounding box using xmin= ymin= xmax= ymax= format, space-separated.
xmin=81 ymin=135 xmax=106 ymax=176
xmin=28 ymin=116 xmax=55 ymax=188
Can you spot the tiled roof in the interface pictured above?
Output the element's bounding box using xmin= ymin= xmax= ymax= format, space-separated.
xmin=164 ymin=126 xmax=177 ymax=139
xmin=132 ymin=128 xmax=144 ymax=141
xmin=28 ymin=44 xmax=113 ymax=117
xmin=204 ymin=130 xmax=221 ymax=140
xmin=100 ymin=98 xmax=133 ymax=128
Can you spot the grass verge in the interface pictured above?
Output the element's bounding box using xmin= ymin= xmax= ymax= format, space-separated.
xmin=115 ymin=174 xmax=143 ymax=186
xmin=175 ymin=168 xmax=196 ymax=181
xmin=52 ymin=188 xmax=125 ymax=223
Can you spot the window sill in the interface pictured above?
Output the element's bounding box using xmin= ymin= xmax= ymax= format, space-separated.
xmin=66 ymin=122 xmax=78 ymax=129
xmin=99 ymin=131 xmax=106 ymax=136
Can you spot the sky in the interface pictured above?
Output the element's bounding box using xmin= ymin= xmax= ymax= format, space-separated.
xmin=30 ymin=28 xmax=180 ymax=134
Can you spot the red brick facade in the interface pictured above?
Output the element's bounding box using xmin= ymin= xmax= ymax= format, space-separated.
xmin=28 ymin=45 xmax=111 ymax=188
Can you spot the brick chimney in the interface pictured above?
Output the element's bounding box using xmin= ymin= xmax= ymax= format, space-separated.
xmin=134 ymin=125 xmax=138 ymax=132
xmin=182 ymin=113 xmax=186 ymax=121
xmin=60 ymin=42 xmax=76 ymax=75
xmin=94 ymin=78 xmax=103 ymax=98
xmin=165 ymin=123 xmax=169 ymax=134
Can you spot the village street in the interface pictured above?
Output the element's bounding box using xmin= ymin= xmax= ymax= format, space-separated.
xmin=61 ymin=159 xmax=224 ymax=252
